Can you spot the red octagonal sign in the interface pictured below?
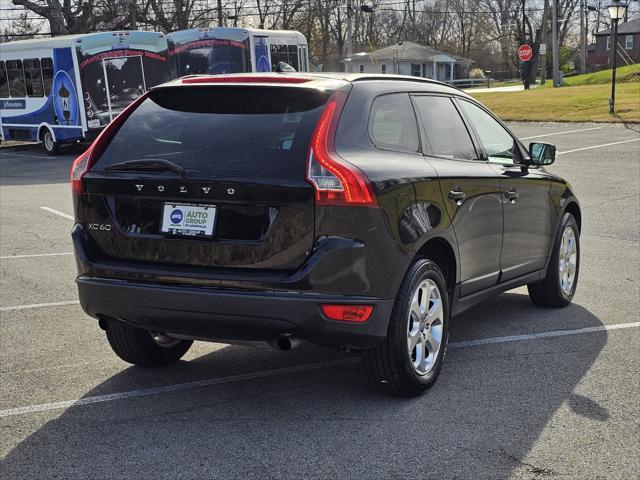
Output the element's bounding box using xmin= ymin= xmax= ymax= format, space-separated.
xmin=518 ymin=44 xmax=533 ymax=62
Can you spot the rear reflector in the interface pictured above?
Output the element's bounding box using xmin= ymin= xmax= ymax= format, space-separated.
xmin=70 ymin=93 xmax=148 ymax=194
xmin=306 ymin=91 xmax=377 ymax=207
xmin=321 ymin=304 xmax=373 ymax=323
xmin=181 ymin=76 xmax=312 ymax=84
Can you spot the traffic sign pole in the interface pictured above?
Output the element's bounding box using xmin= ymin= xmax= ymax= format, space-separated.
xmin=518 ymin=45 xmax=533 ymax=90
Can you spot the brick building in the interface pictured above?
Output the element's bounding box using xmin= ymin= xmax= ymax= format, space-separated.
xmin=587 ymin=17 xmax=640 ymax=69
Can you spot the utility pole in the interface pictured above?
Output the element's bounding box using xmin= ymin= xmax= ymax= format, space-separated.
xmin=217 ymin=0 xmax=223 ymax=27
xmin=346 ymin=0 xmax=354 ymax=73
xmin=580 ymin=0 xmax=586 ymax=73
xmin=552 ymin=0 xmax=560 ymax=86
xmin=541 ymin=0 xmax=549 ymax=84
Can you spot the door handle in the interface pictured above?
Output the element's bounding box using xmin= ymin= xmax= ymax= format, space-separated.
xmin=448 ymin=189 xmax=466 ymax=202
xmin=505 ymin=189 xmax=519 ymax=202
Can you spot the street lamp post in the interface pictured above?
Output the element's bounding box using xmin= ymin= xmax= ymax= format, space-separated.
xmin=607 ymin=1 xmax=628 ymax=114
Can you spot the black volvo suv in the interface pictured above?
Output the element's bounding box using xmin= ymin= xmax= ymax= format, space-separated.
xmin=71 ymin=73 xmax=581 ymax=396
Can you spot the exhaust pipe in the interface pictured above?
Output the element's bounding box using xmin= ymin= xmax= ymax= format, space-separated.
xmin=269 ymin=333 xmax=304 ymax=351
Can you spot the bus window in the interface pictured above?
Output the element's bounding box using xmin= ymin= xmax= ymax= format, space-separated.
xmin=0 ymin=61 xmax=9 ymax=98
xmin=270 ymin=44 xmax=287 ymax=71
xmin=24 ymin=58 xmax=44 ymax=97
xmin=41 ymin=57 xmax=54 ymax=96
xmin=6 ymin=60 xmax=26 ymax=97
xmin=287 ymin=45 xmax=299 ymax=71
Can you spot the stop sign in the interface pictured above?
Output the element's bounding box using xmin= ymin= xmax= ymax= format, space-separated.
xmin=518 ymin=44 xmax=533 ymax=62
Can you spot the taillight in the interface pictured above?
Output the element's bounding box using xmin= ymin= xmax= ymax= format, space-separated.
xmin=321 ymin=304 xmax=373 ymax=322
xmin=306 ymin=92 xmax=377 ymax=207
xmin=70 ymin=94 xmax=148 ymax=194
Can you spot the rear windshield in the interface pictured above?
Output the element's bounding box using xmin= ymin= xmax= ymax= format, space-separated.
xmin=93 ymin=86 xmax=331 ymax=179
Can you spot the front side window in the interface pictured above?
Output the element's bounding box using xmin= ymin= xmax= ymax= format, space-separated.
xmin=381 ymin=64 xmax=386 ymax=74
xmin=369 ymin=93 xmax=420 ymax=153
xmin=459 ymin=100 xmax=520 ymax=164
xmin=606 ymin=36 xmax=611 ymax=50
xmin=0 ymin=61 xmax=9 ymax=98
xmin=412 ymin=95 xmax=477 ymax=160
xmin=24 ymin=58 xmax=44 ymax=97
xmin=6 ymin=60 xmax=26 ymax=97
xmin=411 ymin=63 xmax=421 ymax=77
xmin=626 ymin=35 xmax=633 ymax=50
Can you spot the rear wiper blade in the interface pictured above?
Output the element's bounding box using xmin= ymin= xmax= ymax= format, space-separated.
xmin=105 ymin=159 xmax=190 ymax=180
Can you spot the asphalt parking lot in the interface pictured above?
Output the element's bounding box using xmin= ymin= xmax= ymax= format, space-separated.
xmin=1 ymin=123 xmax=639 ymax=479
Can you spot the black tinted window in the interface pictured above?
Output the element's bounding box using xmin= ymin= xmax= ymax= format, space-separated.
xmin=369 ymin=93 xmax=420 ymax=153
xmin=0 ymin=61 xmax=9 ymax=97
xmin=93 ymin=87 xmax=330 ymax=180
xmin=24 ymin=58 xmax=44 ymax=97
xmin=6 ymin=60 xmax=25 ymax=98
xmin=413 ymin=96 xmax=477 ymax=160
xmin=41 ymin=57 xmax=53 ymax=96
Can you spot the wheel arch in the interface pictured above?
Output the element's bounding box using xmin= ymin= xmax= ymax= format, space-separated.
xmin=413 ymin=236 xmax=457 ymax=301
xmin=563 ymin=200 xmax=581 ymax=233
xmin=37 ymin=123 xmax=56 ymax=142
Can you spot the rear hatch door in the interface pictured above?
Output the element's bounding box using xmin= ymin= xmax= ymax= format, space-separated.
xmin=82 ymin=84 xmax=333 ymax=270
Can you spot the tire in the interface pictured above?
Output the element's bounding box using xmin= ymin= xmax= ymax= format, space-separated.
xmin=364 ymin=258 xmax=450 ymax=397
xmin=105 ymin=321 xmax=193 ymax=367
xmin=41 ymin=129 xmax=61 ymax=156
xmin=528 ymin=212 xmax=580 ymax=308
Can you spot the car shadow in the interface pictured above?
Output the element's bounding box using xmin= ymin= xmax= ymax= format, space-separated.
xmin=1 ymin=292 xmax=607 ymax=479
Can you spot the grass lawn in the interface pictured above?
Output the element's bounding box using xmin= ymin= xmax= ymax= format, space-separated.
xmin=471 ymin=82 xmax=640 ymax=123
xmin=558 ymin=65 xmax=640 ymax=87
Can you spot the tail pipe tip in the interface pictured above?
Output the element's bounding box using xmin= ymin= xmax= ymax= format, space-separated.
xmin=269 ymin=333 xmax=304 ymax=351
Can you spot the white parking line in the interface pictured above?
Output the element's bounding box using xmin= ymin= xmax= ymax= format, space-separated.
xmin=449 ymin=321 xmax=640 ymax=348
xmin=0 ymin=300 xmax=79 ymax=312
xmin=558 ymin=138 xmax=640 ymax=155
xmin=40 ymin=206 xmax=74 ymax=221
xmin=0 ymin=359 xmax=359 ymax=418
xmin=520 ymin=126 xmax=602 ymax=140
xmin=0 ymin=252 xmax=73 ymax=260
xmin=1 ymin=321 xmax=638 ymax=418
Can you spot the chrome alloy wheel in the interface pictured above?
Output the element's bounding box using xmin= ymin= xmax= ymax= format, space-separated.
xmin=407 ymin=279 xmax=444 ymax=375
xmin=43 ymin=131 xmax=54 ymax=152
xmin=150 ymin=332 xmax=181 ymax=348
xmin=559 ymin=226 xmax=578 ymax=295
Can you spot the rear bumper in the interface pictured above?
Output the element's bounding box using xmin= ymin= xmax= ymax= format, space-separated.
xmin=77 ymin=276 xmax=393 ymax=349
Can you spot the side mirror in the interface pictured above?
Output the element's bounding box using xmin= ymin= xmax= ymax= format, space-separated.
xmin=529 ymin=142 xmax=556 ymax=166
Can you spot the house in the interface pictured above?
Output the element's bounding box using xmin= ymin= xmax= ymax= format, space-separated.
xmin=587 ymin=17 xmax=640 ymax=68
xmin=347 ymin=41 xmax=473 ymax=82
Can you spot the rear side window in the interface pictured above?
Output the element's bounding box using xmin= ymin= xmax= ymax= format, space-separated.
xmin=412 ymin=96 xmax=477 ymax=160
xmin=93 ymin=86 xmax=331 ymax=180
xmin=369 ymin=93 xmax=420 ymax=153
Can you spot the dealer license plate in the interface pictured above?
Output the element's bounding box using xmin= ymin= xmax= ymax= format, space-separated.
xmin=161 ymin=203 xmax=216 ymax=237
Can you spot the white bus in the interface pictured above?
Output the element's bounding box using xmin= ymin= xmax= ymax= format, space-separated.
xmin=166 ymin=27 xmax=309 ymax=77
xmin=0 ymin=31 xmax=170 ymax=154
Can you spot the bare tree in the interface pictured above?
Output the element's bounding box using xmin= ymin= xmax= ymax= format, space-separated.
xmin=11 ymin=0 xmax=95 ymax=35
xmin=1 ymin=10 xmax=43 ymax=41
